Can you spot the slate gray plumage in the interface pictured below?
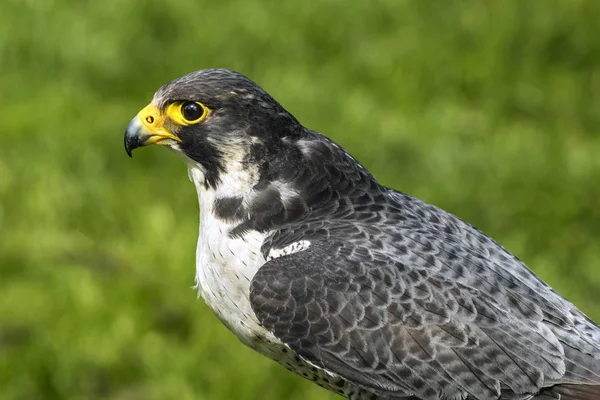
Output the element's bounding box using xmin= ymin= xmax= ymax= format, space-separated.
xmin=125 ymin=69 xmax=600 ymax=399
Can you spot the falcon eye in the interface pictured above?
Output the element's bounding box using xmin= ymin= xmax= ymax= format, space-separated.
xmin=165 ymin=101 xmax=209 ymax=125
xmin=181 ymin=102 xmax=204 ymax=122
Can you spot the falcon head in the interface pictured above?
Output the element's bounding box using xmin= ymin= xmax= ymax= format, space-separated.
xmin=125 ymin=69 xmax=374 ymax=232
xmin=124 ymin=69 xmax=303 ymax=190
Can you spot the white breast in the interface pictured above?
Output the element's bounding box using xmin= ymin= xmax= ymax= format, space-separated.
xmin=185 ymin=164 xmax=346 ymax=392
xmin=188 ymin=165 xmax=281 ymax=350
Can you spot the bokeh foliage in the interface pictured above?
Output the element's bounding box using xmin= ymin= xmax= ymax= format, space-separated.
xmin=1 ymin=1 xmax=600 ymax=399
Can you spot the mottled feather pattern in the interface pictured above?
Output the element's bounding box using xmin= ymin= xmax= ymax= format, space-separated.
xmin=131 ymin=69 xmax=600 ymax=400
xmin=249 ymin=134 xmax=600 ymax=399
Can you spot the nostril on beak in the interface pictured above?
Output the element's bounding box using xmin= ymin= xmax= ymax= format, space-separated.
xmin=145 ymin=115 xmax=154 ymax=124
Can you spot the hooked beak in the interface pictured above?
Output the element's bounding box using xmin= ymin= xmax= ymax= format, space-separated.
xmin=124 ymin=104 xmax=181 ymax=157
xmin=124 ymin=118 xmax=149 ymax=157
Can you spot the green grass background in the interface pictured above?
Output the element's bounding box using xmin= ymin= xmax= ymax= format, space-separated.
xmin=1 ymin=1 xmax=600 ymax=399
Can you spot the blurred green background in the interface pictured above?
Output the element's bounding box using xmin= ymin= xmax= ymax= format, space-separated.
xmin=1 ymin=1 xmax=600 ymax=399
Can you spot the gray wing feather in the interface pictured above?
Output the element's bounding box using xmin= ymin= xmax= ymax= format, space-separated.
xmin=250 ymin=225 xmax=600 ymax=400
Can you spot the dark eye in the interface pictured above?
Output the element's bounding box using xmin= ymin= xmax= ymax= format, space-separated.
xmin=181 ymin=102 xmax=203 ymax=121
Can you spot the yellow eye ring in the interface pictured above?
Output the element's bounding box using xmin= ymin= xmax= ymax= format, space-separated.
xmin=166 ymin=101 xmax=210 ymax=125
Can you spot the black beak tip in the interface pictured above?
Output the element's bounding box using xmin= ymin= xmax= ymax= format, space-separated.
xmin=125 ymin=139 xmax=133 ymax=158
xmin=124 ymin=118 xmax=142 ymax=158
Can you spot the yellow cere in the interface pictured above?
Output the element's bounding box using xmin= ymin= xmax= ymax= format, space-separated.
xmin=135 ymin=103 xmax=179 ymax=144
xmin=138 ymin=103 xmax=165 ymax=131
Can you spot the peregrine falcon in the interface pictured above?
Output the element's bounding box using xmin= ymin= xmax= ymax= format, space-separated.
xmin=124 ymin=69 xmax=600 ymax=399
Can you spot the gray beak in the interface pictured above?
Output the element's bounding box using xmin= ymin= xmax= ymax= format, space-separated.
xmin=124 ymin=117 xmax=152 ymax=158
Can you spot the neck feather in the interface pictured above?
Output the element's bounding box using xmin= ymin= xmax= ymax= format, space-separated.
xmin=185 ymin=134 xmax=381 ymax=239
